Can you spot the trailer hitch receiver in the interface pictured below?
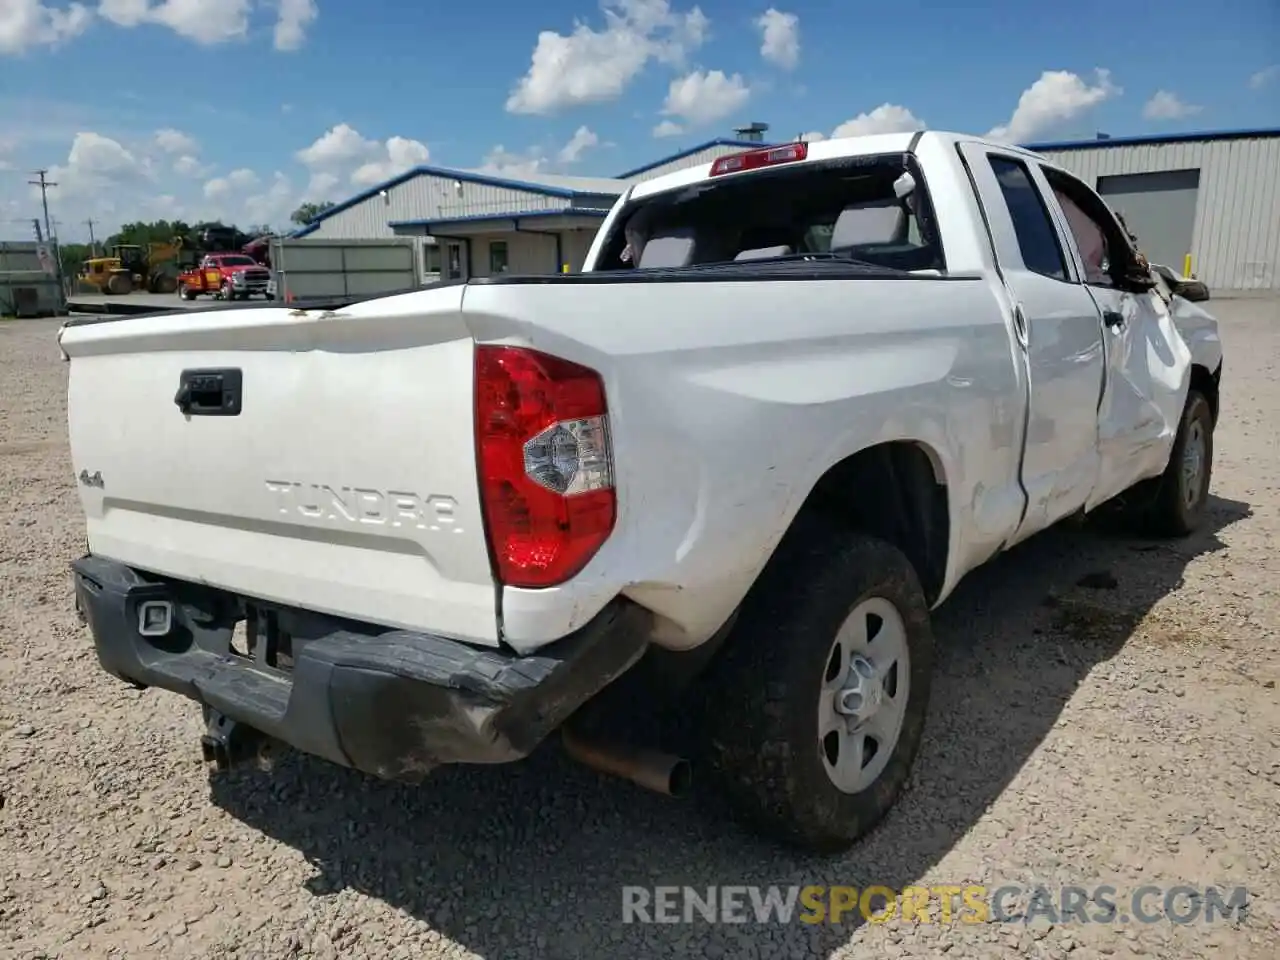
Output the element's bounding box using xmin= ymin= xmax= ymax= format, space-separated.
xmin=200 ymin=710 xmax=266 ymax=771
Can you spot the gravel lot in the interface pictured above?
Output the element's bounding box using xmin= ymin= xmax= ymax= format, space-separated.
xmin=2 ymin=300 xmax=1278 ymax=960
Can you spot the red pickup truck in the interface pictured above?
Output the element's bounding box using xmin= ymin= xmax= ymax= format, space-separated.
xmin=178 ymin=253 xmax=274 ymax=301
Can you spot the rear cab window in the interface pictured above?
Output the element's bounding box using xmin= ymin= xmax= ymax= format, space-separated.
xmin=595 ymin=151 xmax=948 ymax=275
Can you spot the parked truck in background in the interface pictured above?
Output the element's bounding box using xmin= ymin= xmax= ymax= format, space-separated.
xmin=60 ymin=131 xmax=1222 ymax=852
xmin=177 ymin=252 xmax=275 ymax=301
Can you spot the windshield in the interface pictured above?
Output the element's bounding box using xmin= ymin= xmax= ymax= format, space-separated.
xmin=217 ymin=255 xmax=257 ymax=266
xmin=596 ymin=154 xmax=946 ymax=273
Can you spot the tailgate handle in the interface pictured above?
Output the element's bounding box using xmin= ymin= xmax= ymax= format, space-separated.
xmin=175 ymin=368 xmax=242 ymax=416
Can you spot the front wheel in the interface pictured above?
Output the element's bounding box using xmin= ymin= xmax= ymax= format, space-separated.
xmin=701 ymin=521 xmax=934 ymax=853
xmin=1142 ymin=389 xmax=1214 ymax=537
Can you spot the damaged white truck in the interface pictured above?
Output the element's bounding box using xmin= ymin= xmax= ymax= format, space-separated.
xmin=61 ymin=131 xmax=1223 ymax=852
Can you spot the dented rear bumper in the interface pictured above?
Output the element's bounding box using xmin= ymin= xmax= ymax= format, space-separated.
xmin=71 ymin=554 xmax=649 ymax=781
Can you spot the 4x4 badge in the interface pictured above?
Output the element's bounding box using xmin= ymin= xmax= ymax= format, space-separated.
xmin=78 ymin=469 xmax=104 ymax=488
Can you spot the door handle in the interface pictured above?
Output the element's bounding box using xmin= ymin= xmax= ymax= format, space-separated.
xmin=1012 ymin=303 xmax=1029 ymax=349
xmin=1102 ymin=309 xmax=1125 ymax=330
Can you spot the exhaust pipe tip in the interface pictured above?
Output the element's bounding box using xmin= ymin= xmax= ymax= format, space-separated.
xmin=562 ymin=727 xmax=692 ymax=799
xmin=667 ymin=757 xmax=693 ymax=799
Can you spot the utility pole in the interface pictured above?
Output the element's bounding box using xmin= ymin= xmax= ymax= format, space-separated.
xmin=85 ymin=217 xmax=98 ymax=253
xmin=28 ymin=169 xmax=56 ymax=243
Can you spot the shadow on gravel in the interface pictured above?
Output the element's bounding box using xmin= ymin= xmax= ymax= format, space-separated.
xmin=210 ymin=494 xmax=1250 ymax=960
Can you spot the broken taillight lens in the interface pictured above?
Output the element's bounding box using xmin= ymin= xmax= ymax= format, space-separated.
xmin=474 ymin=345 xmax=616 ymax=588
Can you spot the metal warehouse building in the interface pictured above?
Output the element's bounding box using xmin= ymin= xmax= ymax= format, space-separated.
xmin=294 ymin=125 xmax=1280 ymax=293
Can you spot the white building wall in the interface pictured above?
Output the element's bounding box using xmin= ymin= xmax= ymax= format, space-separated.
xmin=1036 ymin=135 xmax=1280 ymax=292
xmin=468 ymin=233 xmax=557 ymax=278
xmin=562 ymin=229 xmax=598 ymax=270
xmin=303 ymin=173 xmax=572 ymax=241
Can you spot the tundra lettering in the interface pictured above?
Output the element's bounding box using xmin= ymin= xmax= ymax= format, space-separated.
xmin=264 ymin=480 xmax=461 ymax=532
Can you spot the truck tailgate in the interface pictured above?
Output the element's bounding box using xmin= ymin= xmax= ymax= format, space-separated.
xmin=59 ymin=292 xmax=500 ymax=646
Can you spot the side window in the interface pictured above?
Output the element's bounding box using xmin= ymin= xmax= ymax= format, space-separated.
xmin=1042 ymin=168 xmax=1122 ymax=288
xmin=488 ymin=240 xmax=509 ymax=274
xmin=422 ymin=243 xmax=441 ymax=275
xmin=986 ymin=155 xmax=1068 ymax=280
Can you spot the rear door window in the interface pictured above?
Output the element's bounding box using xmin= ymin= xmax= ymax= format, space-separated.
xmin=986 ymin=156 xmax=1069 ymax=280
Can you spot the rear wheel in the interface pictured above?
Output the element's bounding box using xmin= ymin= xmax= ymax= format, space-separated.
xmin=180 ymin=285 xmax=198 ymax=301
xmin=701 ymin=520 xmax=934 ymax=853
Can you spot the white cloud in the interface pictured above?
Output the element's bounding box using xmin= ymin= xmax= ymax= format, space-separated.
xmin=273 ymin=0 xmax=316 ymax=51
xmin=755 ymin=8 xmax=798 ymax=70
xmin=66 ymin=131 xmax=141 ymax=179
xmin=173 ymin=154 xmax=211 ymax=177
xmin=0 ymin=0 xmax=92 ymax=54
xmin=1248 ymin=64 xmax=1278 ymax=89
xmin=243 ymin=171 xmax=296 ymax=226
xmin=557 ymin=125 xmax=600 ymax=163
xmin=479 ymin=145 xmax=549 ymax=178
xmin=304 ymin=171 xmax=339 ymax=200
xmin=661 ymin=69 xmax=750 ymax=127
xmin=350 ymin=136 xmax=431 ymax=186
xmin=296 ymin=123 xmax=431 ymax=191
xmin=2 ymin=126 xmax=305 ymax=239
xmin=506 ymin=0 xmax=709 ymax=114
xmin=652 ymin=119 xmax=684 ymax=138
xmin=799 ymin=130 xmax=825 ymax=142
xmin=203 ymin=168 xmax=259 ymax=200
xmin=478 ymin=127 xmax=606 ymax=178
xmin=98 ymin=0 xmax=252 ymax=45
xmin=154 ymin=128 xmax=198 ymax=154
xmin=296 ymin=123 xmax=382 ymax=170
xmin=1142 ymin=90 xmax=1202 ymax=121
xmin=987 ymin=69 xmax=1120 ymax=143
xmin=831 ymin=104 xmax=925 ymax=138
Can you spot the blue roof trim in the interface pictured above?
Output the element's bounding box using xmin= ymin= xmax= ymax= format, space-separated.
xmin=294 ymin=165 xmax=609 ymax=233
xmin=388 ymin=208 xmax=612 ymax=230
xmin=1022 ymin=126 xmax=1280 ymax=152
xmin=615 ymin=138 xmax=780 ymax=179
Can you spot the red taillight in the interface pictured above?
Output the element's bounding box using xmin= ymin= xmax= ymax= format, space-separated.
xmin=474 ymin=345 xmax=616 ymax=588
xmin=709 ymin=142 xmax=808 ymax=177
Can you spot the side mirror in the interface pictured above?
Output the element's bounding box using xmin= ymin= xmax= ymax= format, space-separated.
xmin=1174 ymin=278 xmax=1210 ymax=302
xmin=1118 ymin=265 xmax=1158 ymax=293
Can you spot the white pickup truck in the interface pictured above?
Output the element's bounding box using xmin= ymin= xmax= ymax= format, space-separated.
xmin=60 ymin=131 xmax=1223 ymax=853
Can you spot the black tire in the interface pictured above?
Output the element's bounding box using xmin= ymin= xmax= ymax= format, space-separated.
xmin=221 ymin=282 xmax=234 ymax=302
xmin=1140 ymin=389 xmax=1214 ymax=537
xmin=180 ymin=285 xmax=198 ymax=301
xmin=701 ymin=518 xmax=934 ymax=853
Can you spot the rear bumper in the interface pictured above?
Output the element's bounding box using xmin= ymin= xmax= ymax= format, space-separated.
xmin=72 ymin=555 xmax=649 ymax=781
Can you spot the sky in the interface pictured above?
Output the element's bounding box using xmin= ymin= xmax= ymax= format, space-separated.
xmin=1 ymin=0 xmax=1277 ymax=243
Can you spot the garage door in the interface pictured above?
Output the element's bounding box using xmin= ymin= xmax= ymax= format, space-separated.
xmin=1096 ymin=169 xmax=1200 ymax=272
